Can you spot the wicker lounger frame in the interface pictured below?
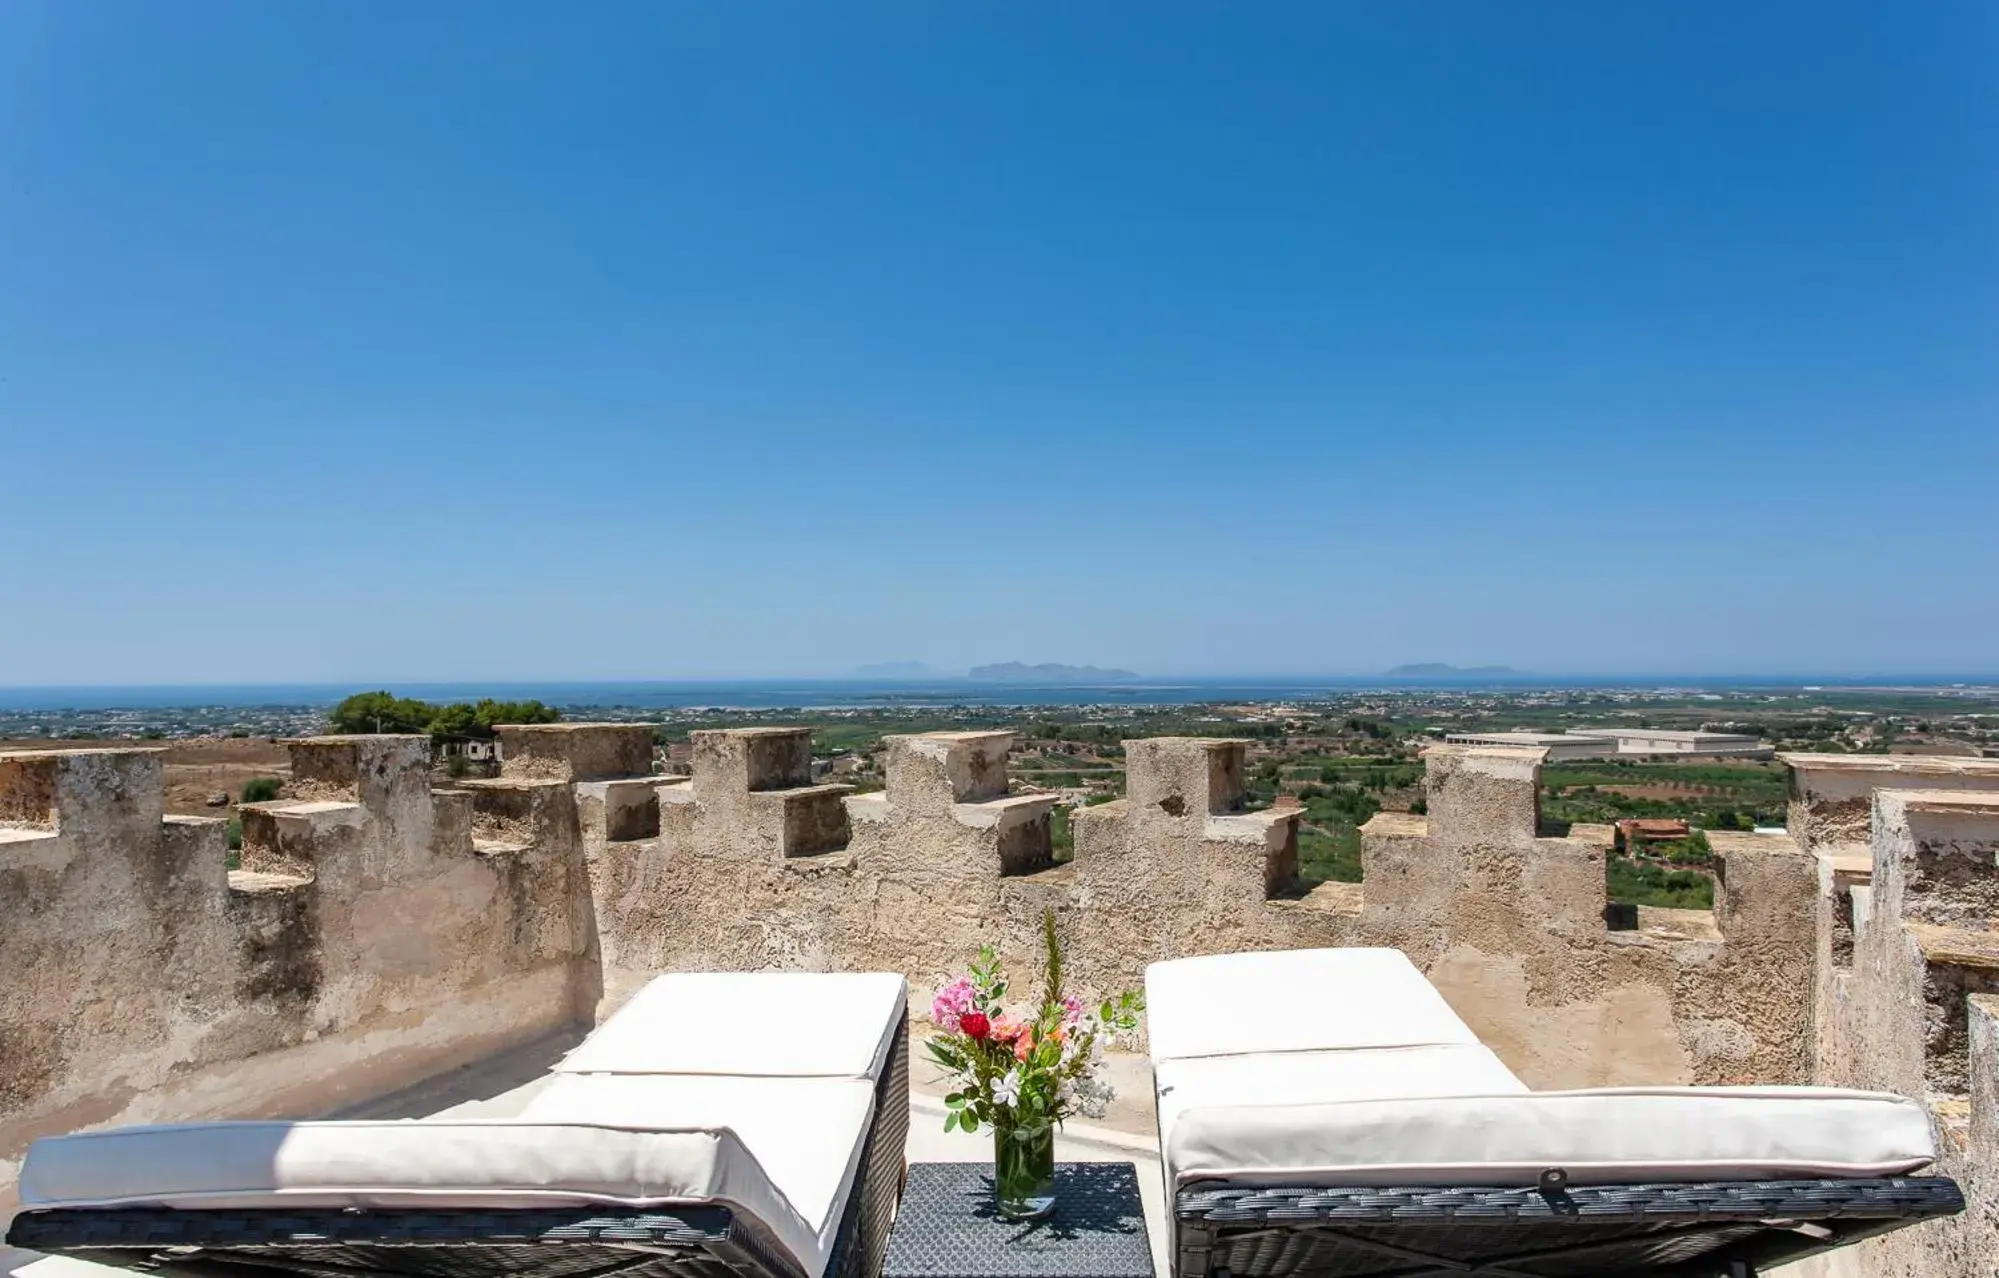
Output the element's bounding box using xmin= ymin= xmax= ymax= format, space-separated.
xmin=1172 ymin=1173 xmax=1964 ymax=1278
xmin=7 ymin=1017 xmax=912 ymax=1278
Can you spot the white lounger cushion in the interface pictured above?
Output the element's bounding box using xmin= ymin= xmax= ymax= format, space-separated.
xmin=1156 ymin=1042 xmax=1528 ymax=1161
xmin=1146 ymin=948 xmax=1479 ymax=1061
xmin=561 ymin=972 xmax=906 ymax=1079
xmin=525 ymin=1073 xmax=875 ymax=1276
xmin=1146 ymin=948 xmax=1937 ymax=1194
xmin=19 ymin=1119 xmax=822 ymax=1274
xmin=1166 ymin=1085 xmax=1939 ymax=1189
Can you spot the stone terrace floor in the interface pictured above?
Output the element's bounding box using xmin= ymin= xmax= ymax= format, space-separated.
xmin=2 ymin=1034 xmax=1172 ymax=1278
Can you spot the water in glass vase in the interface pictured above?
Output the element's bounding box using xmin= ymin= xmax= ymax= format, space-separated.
xmin=992 ymin=1119 xmax=1056 ymax=1221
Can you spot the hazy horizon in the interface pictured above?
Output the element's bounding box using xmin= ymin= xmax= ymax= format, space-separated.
xmin=5 ymin=667 xmax=1997 ymax=695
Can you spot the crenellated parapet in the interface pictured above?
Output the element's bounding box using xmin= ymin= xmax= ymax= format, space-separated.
xmin=1814 ymin=786 xmax=1999 ymax=1276
xmin=1360 ymin=745 xmax=1815 ymax=1088
xmin=0 ymin=737 xmax=586 ymax=1202
xmin=1783 ymin=752 xmax=1999 ymax=864
xmin=577 ymin=729 xmax=1061 ymax=1013
xmin=672 ymin=727 xmax=855 ymax=860
xmin=1781 ymin=752 xmax=1999 ymax=1093
xmin=1075 ymin=737 xmax=1304 ymax=908
xmin=2 ymin=748 xmax=221 ymax=1185
xmin=852 ymin=731 xmax=1058 ymax=875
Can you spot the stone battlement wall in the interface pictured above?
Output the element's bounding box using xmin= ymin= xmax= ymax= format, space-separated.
xmin=0 ymin=738 xmax=587 ymax=1205
xmin=5 ymin=728 xmax=1995 ymax=1276
xmin=1784 ymin=753 xmax=1999 ymax=1278
xmin=1356 ymin=745 xmax=1817 ymax=1088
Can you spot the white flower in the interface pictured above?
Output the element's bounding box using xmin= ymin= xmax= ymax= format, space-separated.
xmin=994 ymin=1069 xmax=1022 ymax=1107
xmin=1073 ymin=1074 xmax=1114 ymax=1119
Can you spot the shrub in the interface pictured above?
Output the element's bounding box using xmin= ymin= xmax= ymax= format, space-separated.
xmin=240 ymin=777 xmax=281 ymax=804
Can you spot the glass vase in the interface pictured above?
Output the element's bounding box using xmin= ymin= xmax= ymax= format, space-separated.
xmin=992 ymin=1115 xmax=1057 ymax=1221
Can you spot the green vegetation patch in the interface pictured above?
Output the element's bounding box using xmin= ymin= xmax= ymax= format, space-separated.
xmin=1542 ymin=758 xmax=1788 ymax=830
xmin=1299 ymin=825 xmax=1362 ymax=884
xmin=329 ymin=691 xmax=560 ymax=741
xmin=1606 ymin=855 xmax=1714 ymax=910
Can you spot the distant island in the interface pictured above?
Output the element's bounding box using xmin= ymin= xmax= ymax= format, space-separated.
xmin=1384 ymin=663 xmax=1523 ymax=679
xmin=967 ymin=662 xmax=1141 ymax=683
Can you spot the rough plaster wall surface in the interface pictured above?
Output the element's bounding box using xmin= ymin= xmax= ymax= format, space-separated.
xmin=498 ymin=724 xmax=655 ymax=784
xmin=0 ymin=739 xmax=585 ymax=1209
xmin=1356 ymin=747 xmax=1812 ymax=1089
xmin=1802 ymin=786 xmax=1999 ymax=1277
xmin=1783 ymin=753 xmax=1999 ymax=863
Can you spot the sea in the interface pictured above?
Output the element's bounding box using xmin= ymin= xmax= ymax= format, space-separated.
xmin=0 ymin=676 xmax=1989 ymax=713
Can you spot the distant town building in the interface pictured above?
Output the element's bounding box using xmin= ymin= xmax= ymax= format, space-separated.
xmin=1567 ymin=727 xmax=1773 ymax=758
xmin=1443 ymin=727 xmax=1771 ymax=760
xmin=1441 ymin=731 xmax=1613 ymax=761
xmin=1617 ymin=817 xmax=1691 ymax=846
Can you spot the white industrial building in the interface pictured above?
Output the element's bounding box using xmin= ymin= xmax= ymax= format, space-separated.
xmin=1567 ymin=727 xmax=1773 ymax=758
xmin=1441 ymin=731 xmax=1620 ymax=761
xmin=1444 ymin=727 xmax=1772 ymax=760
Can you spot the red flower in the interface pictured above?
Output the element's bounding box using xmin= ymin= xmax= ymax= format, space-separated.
xmin=960 ymin=1011 xmax=991 ymax=1041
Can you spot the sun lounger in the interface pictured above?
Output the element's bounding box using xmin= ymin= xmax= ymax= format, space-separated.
xmin=7 ymin=972 xmax=910 ymax=1278
xmin=1146 ymin=948 xmax=1962 ymax=1278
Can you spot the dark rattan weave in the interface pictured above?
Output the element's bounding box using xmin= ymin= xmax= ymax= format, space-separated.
xmin=882 ymin=1162 xmax=1153 ymax=1278
xmin=7 ymin=1206 xmax=797 ymax=1278
xmin=7 ymin=1014 xmax=912 ymax=1278
xmin=1173 ymin=1177 xmax=1964 ymax=1277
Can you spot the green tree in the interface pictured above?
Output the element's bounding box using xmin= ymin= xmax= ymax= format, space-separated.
xmin=329 ymin=691 xmax=562 ymax=741
xmin=472 ymin=698 xmax=560 ymax=733
xmin=328 ymin=691 xmax=435 ymax=735
xmin=240 ymin=777 xmax=281 ymax=803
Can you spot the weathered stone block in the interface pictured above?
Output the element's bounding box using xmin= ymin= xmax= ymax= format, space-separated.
xmin=692 ymin=727 xmax=813 ymax=799
xmin=886 ymin=731 xmax=1013 ymax=814
xmin=1124 ymin=738 xmax=1245 ymax=818
xmin=286 ymin=735 xmax=432 ymax=809
xmin=950 ymin=793 xmax=1057 ymax=874
xmin=237 ymin=800 xmax=360 ymax=878
xmin=498 ymin=723 xmax=654 ymax=783
xmin=575 ymin=776 xmax=663 ymax=843
xmin=1783 ymin=752 xmax=1999 ymax=861
xmin=0 ymin=753 xmax=60 ymax=829
xmin=1206 ymin=808 xmax=1302 ymax=895
xmin=752 ymin=783 xmax=854 ymax=857
xmin=1421 ymin=744 xmax=1541 ymax=846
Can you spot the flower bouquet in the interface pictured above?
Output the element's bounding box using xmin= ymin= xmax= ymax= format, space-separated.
xmin=924 ymin=909 xmax=1144 ymax=1221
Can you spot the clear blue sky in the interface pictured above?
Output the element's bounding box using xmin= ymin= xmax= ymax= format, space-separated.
xmin=3 ymin=2 xmax=1994 ymax=683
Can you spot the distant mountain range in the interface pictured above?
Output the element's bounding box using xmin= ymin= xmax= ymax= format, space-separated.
xmin=967 ymin=662 xmax=1141 ymax=683
xmin=1384 ymin=663 xmax=1524 ymax=679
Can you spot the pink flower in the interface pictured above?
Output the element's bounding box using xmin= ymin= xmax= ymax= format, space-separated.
xmin=990 ymin=1014 xmax=1025 ymax=1043
xmin=1061 ymin=995 xmax=1085 ymax=1025
xmin=931 ymin=978 xmax=976 ymax=1033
